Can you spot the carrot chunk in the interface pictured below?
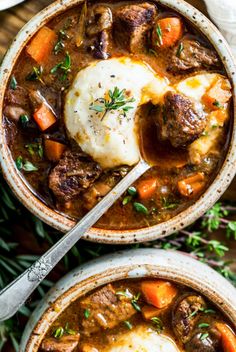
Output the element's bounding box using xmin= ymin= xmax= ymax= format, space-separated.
xmin=45 ymin=140 xmax=66 ymax=162
xmin=215 ymin=322 xmax=236 ymax=352
xmin=203 ymin=78 xmax=232 ymax=110
xmin=141 ymin=280 xmax=178 ymax=309
xmin=137 ymin=178 xmax=157 ymax=200
xmin=26 ymin=26 xmax=57 ymax=64
xmin=142 ymin=305 xmax=162 ymax=320
xmin=33 ymin=104 xmax=56 ymax=131
xmin=177 ymin=172 xmax=205 ymax=198
xmin=153 ymin=17 xmax=184 ymax=48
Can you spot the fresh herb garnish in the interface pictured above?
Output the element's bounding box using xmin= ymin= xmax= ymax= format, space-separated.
xmin=89 ymin=86 xmax=135 ymax=121
xmin=54 ymin=27 xmax=70 ymax=55
xmin=213 ymin=100 xmax=223 ymax=109
xmin=84 ymin=308 xmax=90 ymax=319
xmin=116 ymin=290 xmax=132 ymax=298
xmin=19 ymin=114 xmax=30 ymax=128
xmin=151 ymin=317 xmax=164 ymax=333
xmin=131 ymin=292 xmax=141 ymax=312
xmin=133 ymin=202 xmax=149 ymax=215
xmin=10 ymin=75 xmax=17 ymax=90
xmin=15 ymin=156 xmax=38 ymax=172
xmin=176 ymin=42 xmax=184 ymax=57
xmin=161 ymin=197 xmax=179 ymax=210
xmin=25 ymin=143 xmax=43 ymax=158
xmin=156 ymin=24 xmax=163 ymax=47
xmin=198 ymin=323 xmax=210 ymax=328
xmin=51 ymin=52 xmax=71 ymax=80
xmin=203 ymin=308 xmax=216 ymax=314
xmin=128 ymin=186 xmax=137 ymax=196
xmin=53 ymin=326 xmax=64 ymax=339
xmin=122 ymin=195 xmax=132 ymax=206
xmin=124 ymin=320 xmax=133 ymax=330
xmin=64 ymin=323 xmax=77 ymax=335
xmin=26 ymin=66 xmax=44 ymax=84
xmin=200 ymin=332 xmax=209 ymax=340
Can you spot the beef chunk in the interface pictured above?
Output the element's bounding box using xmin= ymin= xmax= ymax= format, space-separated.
xmin=41 ymin=334 xmax=80 ymax=352
xmin=154 ymin=91 xmax=206 ymax=148
xmin=113 ymin=3 xmax=157 ymax=53
xmin=169 ymin=38 xmax=220 ymax=72
xmin=172 ymin=293 xmax=206 ymax=343
xmin=49 ymin=151 xmax=102 ymax=201
xmin=185 ymin=328 xmax=221 ymax=352
xmin=80 ymin=284 xmax=136 ymax=335
xmin=92 ymin=30 xmax=110 ymax=60
xmin=5 ymin=86 xmax=29 ymax=109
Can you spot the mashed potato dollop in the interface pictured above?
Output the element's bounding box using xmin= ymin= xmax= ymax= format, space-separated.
xmin=65 ymin=57 xmax=168 ymax=168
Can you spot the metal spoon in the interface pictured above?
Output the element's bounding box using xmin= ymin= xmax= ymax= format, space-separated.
xmin=0 ymin=159 xmax=150 ymax=322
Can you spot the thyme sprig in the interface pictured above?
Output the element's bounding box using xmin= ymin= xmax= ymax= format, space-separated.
xmin=51 ymin=52 xmax=71 ymax=81
xmin=89 ymin=86 xmax=135 ymax=121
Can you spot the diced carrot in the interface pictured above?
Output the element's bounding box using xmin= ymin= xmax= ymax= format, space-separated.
xmin=26 ymin=26 xmax=57 ymax=64
xmin=137 ymin=178 xmax=157 ymax=200
xmin=177 ymin=172 xmax=205 ymax=198
xmin=33 ymin=104 xmax=56 ymax=131
xmin=142 ymin=305 xmax=162 ymax=320
xmin=215 ymin=322 xmax=236 ymax=352
xmin=154 ymin=17 xmax=184 ymax=48
xmin=141 ymin=280 xmax=178 ymax=309
xmin=44 ymin=139 xmax=66 ymax=162
xmin=203 ymin=78 xmax=232 ymax=110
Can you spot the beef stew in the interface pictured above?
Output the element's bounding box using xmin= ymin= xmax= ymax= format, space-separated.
xmin=3 ymin=1 xmax=232 ymax=230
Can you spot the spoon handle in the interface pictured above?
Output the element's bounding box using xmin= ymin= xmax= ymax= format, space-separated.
xmin=0 ymin=159 xmax=149 ymax=322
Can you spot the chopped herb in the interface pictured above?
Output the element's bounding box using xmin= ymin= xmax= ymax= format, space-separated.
xmin=19 ymin=114 xmax=30 ymax=128
xmin=64 ymin=323 xmax=77 ymax=335
xmin=10 ymin=75 xmax=17 ymax=90
xmin=151 ymin=317 xmax=164 ymax=333
xmin=53 ymin=326 xmax=64 ymax=339
xmin=156 ymin=24 xmax=163 ymax=46
xmin=202 ymin=131 xmax=209 ymax=137
xmin=122 ymin=195 xmax=132 ymax=206
xmin=200 ymin=332 xmax=209 ymax=340
xmin=26 ymin=66 xmax=44 ymax=84
xmin=116 ymin=290 xmax=132 ymax=298
xmin=54 ymin=26 xmax=70 ymax=55
xmin=161 ymin=197 xmax=179 ymax=210
xmin=84 ymin=308 xmax=90 ymax=319
xmin=51 ymin=52 xmax=71 ymax=80
xmin=176 ymin=42 xmax=184 ymax=57
xmin=89 ymin=86 xmax=135 ymax=121
xmin=189 ymin=309 xmax=199 ymax=318
xmin=133 ymin=202 xmax=149 ymax=215
xmin=213 ymin=100 xmax=223 ymax=108
xmin=128 ymin=186 xmax=137 ymax=196
xmin=149 ymin=49 xmax=158 ymax=57
xmin=124 ymin=320 xmax=133 ymax=330
xmin=131 ymin=292 xmax=141 ymax=312
xmin=198 ymin=323 xmax=210 ymax=328
xmin=25 ymin=143 xmax=43 ymax=158
xmin=203 ymin=308 xmax=216 ymax=314
xmin=15 ymin=156 xmax=38 ymax=172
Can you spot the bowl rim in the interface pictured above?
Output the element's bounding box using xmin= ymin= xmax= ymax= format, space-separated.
xmin=0 ymin=0 xmax=236 ymax=244
xmin=20 ymin=248 xmax=236 ymax=352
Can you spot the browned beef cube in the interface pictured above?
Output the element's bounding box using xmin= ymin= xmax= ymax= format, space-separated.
xmin=49 ymin=150 xmax=102 ymax=201
xmin=80 ymin=284 xmax=136 ymax=335
xmin=40 ymin=334 xmax=80 ymax=352
xmin=154 ymin=91 xmax=206 ymax=148
xmin=113 ymin=3 xmax=157 ymax=53
xmin=168 ymin=38 xmax=220 ymax=72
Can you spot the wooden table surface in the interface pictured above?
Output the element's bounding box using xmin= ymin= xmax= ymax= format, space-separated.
xmin=0 ymin=0 xmax=236 ymax=260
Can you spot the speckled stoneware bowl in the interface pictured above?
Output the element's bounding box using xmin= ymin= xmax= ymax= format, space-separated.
xmin=20 ymin=249 xmax=236 ymax=351
xmin=0 ymin=0 xmax=236 ymax=244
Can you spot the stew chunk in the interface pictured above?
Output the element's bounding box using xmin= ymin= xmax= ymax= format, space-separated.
xmin=40 ymin=334 xmax=80 ymax=352
xmin=185 ymin=328 xmax=221 ymax=352
xmin=169 ymin=38 xmax=220 ymax=72
xmin=49 ymin=151 xmax=102 ymax=201
xmin=114 ymin=3 xmax=157 ymax=53
xmin=80 ymin=284 xmax=136 ymax=335
xmin=154 ymin=91 xmax=206 ymax=148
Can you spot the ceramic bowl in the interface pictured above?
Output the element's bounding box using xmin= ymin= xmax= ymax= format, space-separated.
xmin=20 ymin=248 xmax=236 ymax=351
xmin=0 ymin=0 xmax=236 ymax=244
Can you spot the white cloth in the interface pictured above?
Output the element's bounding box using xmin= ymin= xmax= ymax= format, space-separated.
xmin=204 ymin=0 xmax=236 ymax=55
